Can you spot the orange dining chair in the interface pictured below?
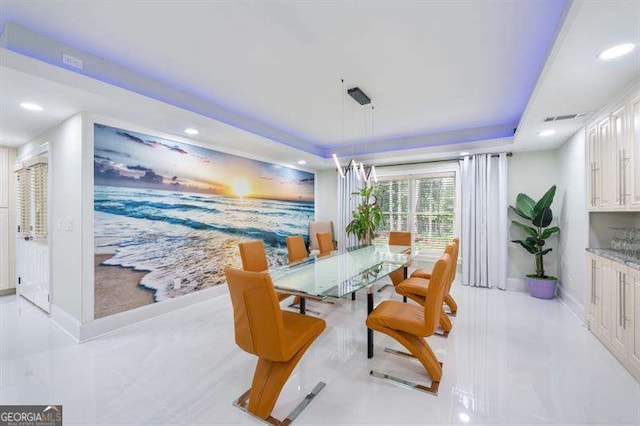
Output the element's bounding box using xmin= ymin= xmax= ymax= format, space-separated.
xmin=395 ymin=241 xmax=458 ymax=337
xmin=316 ymin=232 xmax=333 ymax=257
xmin=225 ymin=268 xmax=326 ymax=422
xmin=238 ymin=240 xmax=291 ymax=303
xmin=366 ymin=252 xmax=452 ymax=395
xmin=383 ymin=232 xmax=412 ymax=293
xmin=410 ymin=237 xmax=460 ymax=316
xmin=286 ymin=235 xmax=308 ymax=263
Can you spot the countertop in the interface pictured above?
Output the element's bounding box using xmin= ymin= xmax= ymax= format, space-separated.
xmin=586 ymin=248 xmax=640 ymax=271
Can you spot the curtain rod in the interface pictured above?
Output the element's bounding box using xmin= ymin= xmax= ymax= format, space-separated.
xmin=377 ymin=152 xmax=512 ymax=168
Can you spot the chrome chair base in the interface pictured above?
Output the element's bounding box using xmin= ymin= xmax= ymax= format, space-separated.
xmin=287 ymin=303 xmax=322 ymax=316
xmin=377 ymin=284 xmax=392 ymax=293
xmin=444 ymin=309 xmax=457 ymax=317
xmin=233 ymin=382 xmax=326 ymax=426
xmin=376 ymin=347 xmax=443 ymax=395
xmin=370 ymin=370 xmax=440 ymax=395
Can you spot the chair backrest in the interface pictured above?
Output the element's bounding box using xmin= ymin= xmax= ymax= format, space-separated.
xmin=316 ymin=232 xmax=333 ymax=256
xmin=446 ymin=238 xmax=460 ymax=293
xmin=224 ymin=268 xmax=288 ymax=361
xmin=423 ymin=252 xmax=452 ymax=334
xmin=286 ymin=235 xmax=308 ymax=263
xmin=238 ymin=240 xmax=268 ymax=272
xmin=389 ymin=231 xmax=412 ymax=246
xmin=309 ymin=221 xmax=333 ymax=251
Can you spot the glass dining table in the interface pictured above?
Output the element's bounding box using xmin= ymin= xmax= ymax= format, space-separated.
xmin=269 ymin=243 xmax=421 ymax=358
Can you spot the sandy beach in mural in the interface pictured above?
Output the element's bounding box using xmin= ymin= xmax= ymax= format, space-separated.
xmin=94 ymin=253 xmax=154 ymax=319
xmin=93 ymin=124 xmax=314 ymax=318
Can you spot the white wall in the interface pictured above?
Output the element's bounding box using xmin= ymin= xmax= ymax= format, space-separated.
xmin=556 ymin=129 xmax=587 ymax=319
xmin=507 ymin=150 xmax=559 ymax=291
xmin=0 ymin=146 xmax=16 ymax=293
xmin=18 ymin=114 xmax=84 ymax=322
xmin=314 ymin=169 xmax=338 ymax=226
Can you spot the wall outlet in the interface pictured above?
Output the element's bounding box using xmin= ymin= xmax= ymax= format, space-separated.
xmin=173 ymin=278 xmax=182 ymax=289
xmin=62 ymin=53 xmax=83 ymax=70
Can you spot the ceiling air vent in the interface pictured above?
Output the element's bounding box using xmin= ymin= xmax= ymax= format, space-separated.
xmin=543 ymin=112 xmax=590 ymax=122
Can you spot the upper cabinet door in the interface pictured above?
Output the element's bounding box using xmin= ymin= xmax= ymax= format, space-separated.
xmin=597 ymin=117 xmax=613 ymax=209
xmin=630 ymin=94 xmax=640 ymax=208
xmin=586 ymin=126 xmax=598 ymax=209
xmin=611 ymin=106 xmax=627 ymax=208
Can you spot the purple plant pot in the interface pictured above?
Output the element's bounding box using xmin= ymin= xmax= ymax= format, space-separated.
xmin=526 ymin=276 xmax=557 ymax=299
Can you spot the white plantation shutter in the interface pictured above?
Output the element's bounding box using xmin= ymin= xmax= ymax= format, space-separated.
xmin=374 ymin=172 xmax=456 ymax=251
xmin=14 ymin=158 xmax=48 ymax=241
xmin=411 ymin=173 xmax=455 ymax=250
xmin=30 ymin=162 xmax=48 ymax=239
xmin=15 ymin=168 xmax=30 ymax=237
xmin=374 ymin=179 xmax=410 ymax=243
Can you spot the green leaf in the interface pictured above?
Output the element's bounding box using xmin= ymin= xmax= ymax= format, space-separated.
xmin=511 ymin=221 xmax=538 ymax=237
xmin=515 ymin=193 xmax=536 ymax=219
xmin=540 ymin=248 xmax=553 ymax=255
xmin=541 ymin=226 xmax=559 ymax=239
xmin=534 ymin=185 xmax=556 ymax=216
xmin=512 ymin=239 xmax=537 ymax=254
xmin=533 ymin=207 xmax=552 ymax=228
xmin=509 ymin=205 xmax=531 ymax=220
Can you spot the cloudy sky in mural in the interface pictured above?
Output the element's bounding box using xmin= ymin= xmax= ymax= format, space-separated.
xmin=94 ymin=124 xmax=314 ymax=201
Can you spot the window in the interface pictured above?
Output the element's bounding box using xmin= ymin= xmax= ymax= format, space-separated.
xmin=375 ymin=171 xmax=456 ymax=251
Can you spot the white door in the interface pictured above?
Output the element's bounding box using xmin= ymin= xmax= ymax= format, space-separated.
xmin=611 ymin=106 xmax=627 ymax=209
xmin=586 ymin=253 xmax=598 ymax=326
xmin=597 ymin=117 xmax=613 ymax=209
xmin=586 ymin=126 xmax=598 ymax=209
xmin=596 ymin=258 xmax=613 ymax=343
xmin=15 ymin=161 xmax=50 ymax=312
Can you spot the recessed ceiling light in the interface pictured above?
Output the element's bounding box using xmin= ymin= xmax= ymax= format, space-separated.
xmin=20 ymin=102 xmax=43 ymax=111
xmin=598 ymin=43 xmax=636 ymax=60
xmin=297 ymin=160 xmax=307 ymax=165
xmin=459 ymin=152 xmax=470 ymax=156
xmin=458 ymin=413 xmax=470 ymax=423
xmin=184 ymin=128 xmax=199 ymax=135
xmin=538 ymin=129 xmax=555 ymax=137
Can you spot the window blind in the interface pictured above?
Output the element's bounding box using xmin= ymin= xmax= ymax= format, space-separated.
xmin=374 ymin=172 xmax=455 ymax=250
xmin=15 ymin=160 xmax=48 ymax=241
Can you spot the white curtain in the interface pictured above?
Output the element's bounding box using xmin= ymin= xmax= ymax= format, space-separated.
xmin=460 ymin=153 xmax=508 ymax=289
xmin=336 ymin=167 xmax=363 ymax=251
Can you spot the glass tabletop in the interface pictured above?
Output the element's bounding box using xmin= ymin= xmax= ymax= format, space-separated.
xmin=269 ymin=244 xmax=419 ymax=299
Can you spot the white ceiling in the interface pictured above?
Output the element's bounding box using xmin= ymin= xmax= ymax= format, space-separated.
xmin=0 ymin=49 xmax=321 ymax=170
xmin=514 ymin=0 xmax=640 ymax=150
xmin=0 ymin=0 xmax=638 ymax=168
xmin=0 ymin=0 xmax=567 ymax=150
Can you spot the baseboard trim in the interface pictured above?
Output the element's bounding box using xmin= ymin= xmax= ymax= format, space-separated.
xmin=557 ymin=284 xmax=585 ymax=325
xmin=78 ymin=284 xmax=229 ymax=342
xmin=0 ymin=288 xmax=16 ymax=296
xmin=50 ymin=304 xmax=81 ymax=342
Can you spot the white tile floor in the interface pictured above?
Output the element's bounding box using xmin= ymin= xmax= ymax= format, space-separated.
xmin=1 ymin=283 xmax=639 ymax=425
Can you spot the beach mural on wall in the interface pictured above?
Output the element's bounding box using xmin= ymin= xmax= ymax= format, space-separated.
xmin=93 ymin=123 xmax=315 ymax=319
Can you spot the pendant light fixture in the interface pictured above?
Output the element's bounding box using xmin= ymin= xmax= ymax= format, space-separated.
xmin=333 ymin=80 xmax=378 ymax=185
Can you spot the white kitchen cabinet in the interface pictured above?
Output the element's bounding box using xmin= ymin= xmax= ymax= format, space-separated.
xmin=586 ymin=85 xmax=640 ymax=211
xmin=586 ymin=252 xmax=640 ymax=383
xmin=630 ymin=94 xmax=640 ymax=208
xmin=597 ymin=118 xmax=613 ymax=209
xmin=586 ymin=126 xmax=598 ymax=209
xmin=610 ymin=261 xmax=633 ymax=360
xmin=628 ymin=269 xmax=640 ymax=378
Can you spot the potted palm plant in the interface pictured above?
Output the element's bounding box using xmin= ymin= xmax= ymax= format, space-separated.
xmin=510 ymin=185 xmax=560 ymax=299
xmin=346 ymin=186 xmax=383 ymax=246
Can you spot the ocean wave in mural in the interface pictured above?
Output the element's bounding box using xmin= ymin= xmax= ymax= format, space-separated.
xmin=93 ymin=123 xmax=314 ymax=318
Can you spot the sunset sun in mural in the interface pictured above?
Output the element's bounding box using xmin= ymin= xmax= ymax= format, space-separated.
xmin=232 ymin=179 xmax=251 ymax=197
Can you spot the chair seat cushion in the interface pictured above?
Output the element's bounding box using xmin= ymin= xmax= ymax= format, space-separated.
xmin=367 ymin=300 xmax=427 ymax=336
xmin=281 ymin=311 xmax=326 ymax=359
xmin=396 ymin=277 xmax=430 ymax=297
xmin=411 ymin=268 xmax=431 ymax=279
